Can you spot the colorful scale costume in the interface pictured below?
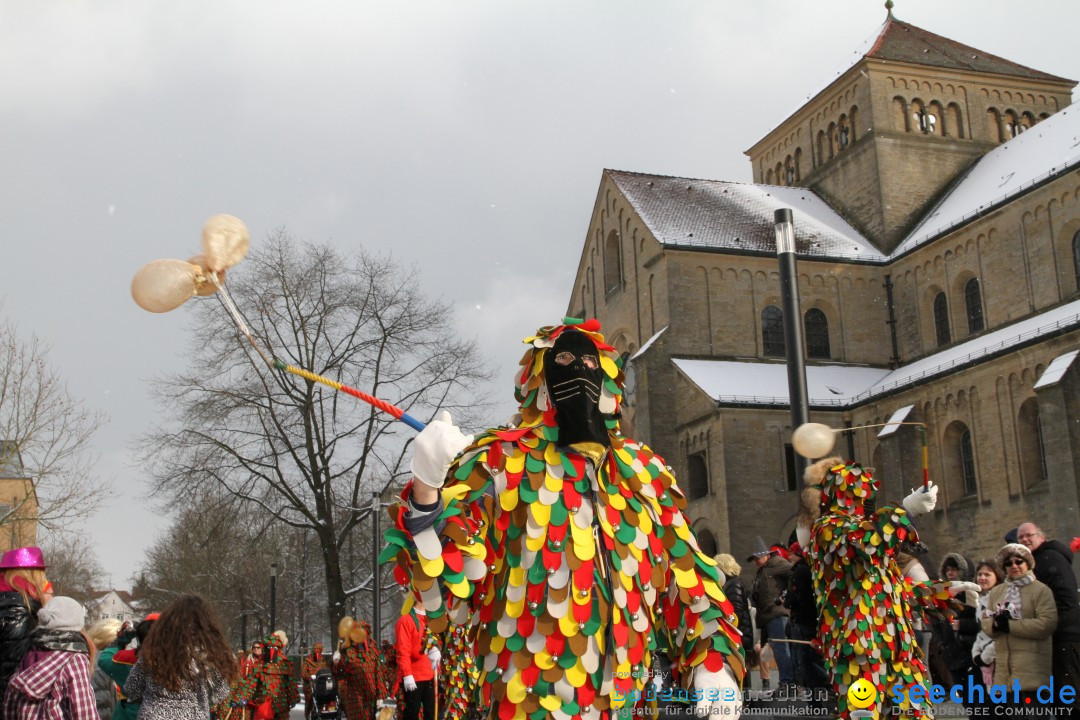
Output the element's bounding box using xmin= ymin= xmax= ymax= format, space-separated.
xmin=800 ymin=458 xmax=961 ymax=720
xmin=439 ymin=623 xmax=482 ymax=720
xmin=334 ymin=620 xmax=384 ymax=720
xmin=253 ymin=634 xmax=299 ymax=720
xmin=384 ymin=319 xmax=743 ymax=720
xmin=302 ymin=644 xmax=328 ymax=714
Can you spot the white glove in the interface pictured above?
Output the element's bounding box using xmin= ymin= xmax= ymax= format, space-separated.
xmin=948 ymin=581 xmax=981 ymax=597
xmin=332 ymin=651 xmax=341 ymax=663
xmin=651 ymin=672 xmax=664 ymax=693
xmin=410 ymin=410 xmax=474 ymax=489
xmin=403 ymin=674 xmax=417 ymax=692
xmin=902 ymin=482 xmax=938 ymax=517
xmin=427 ymin=648 xmax=441 ymax=669
xmin=693 ymin=664 xmax=741 ymax=718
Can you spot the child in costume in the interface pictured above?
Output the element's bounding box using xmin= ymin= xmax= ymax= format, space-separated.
xmin=796 ymin=457 xmax=979 ymax=720
xmin=384 ymin=318 xmax=743 ymax=720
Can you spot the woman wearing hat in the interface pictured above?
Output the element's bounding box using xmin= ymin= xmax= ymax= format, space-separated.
xmin=0 ymin=546 xmax=51 ymax=697
xmin=981 ymin=543 xmax=1057 ymax=705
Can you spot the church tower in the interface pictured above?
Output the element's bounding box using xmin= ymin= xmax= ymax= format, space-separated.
xmin=744 ymin=2 xmax=1074 ymax=254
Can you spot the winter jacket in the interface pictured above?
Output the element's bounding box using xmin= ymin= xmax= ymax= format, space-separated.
xmin=123 ymin=656 xmax=229 ymax=720
xmin=784 ymin=557 xmax=818 ymax=629
xmin=982 ymin=575 xmax=1057 ymax=690
xmin=971 ymin=593 xmax=996 ymax=682
xmin=750 ymin=555 xmax=792 ymax=626
xmin=2 ymin=628 xmax=98 ymax=720
xmin=91 ymin=665 xmax=116 ymax=720
xmin=394 ymin=611 xmax=434 ymax=682
xmin=0 ymin=591 xmax=41 ymax=696
xmin=1031 ymin=538 xmax=1080 ymax=641
xmin=98 ymin=646 xmax=140 ymax=720
xmin=722 ymin=575 xmax=753 ymax=644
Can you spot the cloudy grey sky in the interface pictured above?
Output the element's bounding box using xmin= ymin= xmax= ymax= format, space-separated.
xmin=2 ymin=0 xmax=1077 ymax=585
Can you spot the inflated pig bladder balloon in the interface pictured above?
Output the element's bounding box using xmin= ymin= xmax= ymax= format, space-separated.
xmin=187 ymin=253 xmax=226 ymax=297
xmin=201 ymin=214 xmax=250 ymax=271
xmin=131 ymin=259 xmax=201 ymax=313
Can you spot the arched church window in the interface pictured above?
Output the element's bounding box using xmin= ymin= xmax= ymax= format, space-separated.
xmin=965 ymin=278 xmax=984 ymax=334
xmin=933 ymin=292 xmax=951 ymax=347
xmin=805 ymin=309 xmax=830 ymax=359
xmin=604 ymin=230 xmax=622 ymax=293
xmin=762 ymin=306 xmax=785 ymax=357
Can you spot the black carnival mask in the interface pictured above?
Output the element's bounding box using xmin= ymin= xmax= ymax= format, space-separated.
xmin=544 ymin=330 xmax=610 ymax=447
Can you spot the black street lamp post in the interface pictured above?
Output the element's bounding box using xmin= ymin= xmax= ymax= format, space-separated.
xmin=775 ymin=208 xmax=810 ymax=475
xmin=269 ymin=562 xmax=277 ymax=632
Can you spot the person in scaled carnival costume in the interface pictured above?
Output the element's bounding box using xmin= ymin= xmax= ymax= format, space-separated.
xmin=383 ymin=318 xmax=744 ymax=720
xmin=333 ymin=617 xmax=383 ymax=720
xmin=796 ymin=457 xmax=979 ymax=720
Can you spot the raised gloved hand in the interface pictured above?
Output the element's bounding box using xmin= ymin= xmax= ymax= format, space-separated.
xmin=948 ymin=581 xmax=981 ymax=597
xmin=410 ymin=410 xmax=474 ymax=489
xmin=403 ymin=675 xmax=418 ymax=692
xmin=902 ymin=482 xmax=938 ymax=517
xmin=332 ymin=651 xmax=341 ymax=663
xmin=426 ymin=648 xmax=441 ymax=669
xmin=693 ymin=664 xmax=742 ymax=717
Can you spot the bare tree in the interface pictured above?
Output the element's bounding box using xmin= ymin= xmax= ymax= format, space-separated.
xmin=0 ymin=309 xmax=110 ymax=529
xmin=141 ymin=233 xmax=490 ymax=638
xmin=39 ymin=533 xmax=107 ymax=604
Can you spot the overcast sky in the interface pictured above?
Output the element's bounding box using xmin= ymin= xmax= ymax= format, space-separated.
xmin=2 ymin=0 xmax=1077 ymax=586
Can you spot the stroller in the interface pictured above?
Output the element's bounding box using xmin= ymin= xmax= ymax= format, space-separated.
xmin=309 ymin=668 xmax=340 ymax=719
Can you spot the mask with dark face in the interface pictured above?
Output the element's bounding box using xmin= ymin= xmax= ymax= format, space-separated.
xmin=544 ymin=330 xmax=610 ymax=446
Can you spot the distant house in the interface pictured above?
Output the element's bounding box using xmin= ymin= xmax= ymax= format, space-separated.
xmin=86 ymin=590 xmax=139 ymax=624
xmin=0 ymin=441 xmax=38 ymax=553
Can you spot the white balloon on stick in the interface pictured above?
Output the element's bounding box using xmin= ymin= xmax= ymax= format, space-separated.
xmin=187 ymin=254 xmax=226 ymax=297
xmin=201 ymin=214 xmax=250 ymax=271
xmin=792 ymin=423 xmax=837 ymax=459
xmin=131 ymin=259 xmax=202 ymax=313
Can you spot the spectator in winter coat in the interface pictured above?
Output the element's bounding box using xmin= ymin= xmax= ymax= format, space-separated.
xmin=784 ymin=542 xmax=829 ymax=693
xmin=86 ymin=618 xmax=121 ymax=720
xmin=3 ymin=596 xmax=97 ymax=720
xmin=1017 ymin=521 xmax=1080 ymax=695
xmin=0 ymin=547 xmax=51 ymax=698
xmin=982 ymin=544 xmax=1057 ymax=706
xmin=970 ymin=558 xmax=1004 ymax=690
xmin=123 ymin=594 xmax=234 ymax=720
xmin=748 ymin=538 xmax=794 ymax=689
xmin=713 ymin=553 xmax=753 ymax=654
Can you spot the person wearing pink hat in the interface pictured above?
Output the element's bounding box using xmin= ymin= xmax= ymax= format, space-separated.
xmin=0 ymin=546 xmax=52 ymax=698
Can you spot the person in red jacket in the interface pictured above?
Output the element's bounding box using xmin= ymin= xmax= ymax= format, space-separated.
xmin=394 ymin=598 xmax=438 ymax=720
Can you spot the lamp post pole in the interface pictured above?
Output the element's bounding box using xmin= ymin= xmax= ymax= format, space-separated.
xmin=775 ymin=208 xmax=810 ymax=475
xmin=269 ymin=562 xmax=277 ymax=631
xmin=372 ymin=490 xmax=381 ymax=642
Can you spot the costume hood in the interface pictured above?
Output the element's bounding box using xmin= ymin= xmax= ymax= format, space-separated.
xmin=515 ymin=317 xmax=625 ymax=432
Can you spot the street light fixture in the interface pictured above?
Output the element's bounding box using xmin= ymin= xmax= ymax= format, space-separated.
xmin=269 ymin=562 xmax=277 ymax=632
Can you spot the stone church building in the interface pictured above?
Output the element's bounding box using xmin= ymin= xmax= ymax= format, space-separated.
xmin=567 ymin=9 xmax=1080 ymax=570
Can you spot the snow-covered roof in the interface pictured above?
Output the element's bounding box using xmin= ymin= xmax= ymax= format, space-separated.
xmin=672 ymin=298 xmax=1080 ymax=408
xmin=631 ymin=326 xmax=668 ymax=361
xmin=1033 ymin=349 xmax=1079 ymax=390
xmin=877 ymin=405 xmax=914 ymax=437
xmin=896 ymin=106 xmax=1080 ymax=255
xmin=608 ymin=171 xmax=886 ymax=262
xmin=672 ymin=358 xmax=890 ymax=406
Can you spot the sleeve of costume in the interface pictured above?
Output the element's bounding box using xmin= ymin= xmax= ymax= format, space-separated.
xmin=123 ymin=657 xmax=146 ymax=703
xmin=1009 ymin=585 xmax=1058 ymax=640
xmin=865 ymin=506 xmax=959 ymax=620
xmin=395 ymin=615 xmax=417 ymax=678
xmin=623 ymin=441 xmax=744 ymax=688
xmin=382 ymin=433 xmax=503 ymax=632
